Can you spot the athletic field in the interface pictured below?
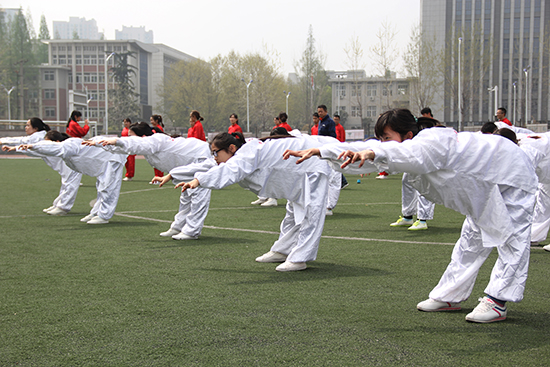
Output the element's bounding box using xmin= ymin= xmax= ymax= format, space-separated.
xmin=1 ymin=157 xmax=548 ymax=366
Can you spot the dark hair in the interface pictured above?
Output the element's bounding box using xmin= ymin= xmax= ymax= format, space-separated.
xmin=130 ymin=122 xmax=154 ymax=136
xmin=481 ymin=122 xmax=498 ymax=134
xmin=230 ymin=113 xmax=239 ymax=124
xmin=494 ymin=128 xmax=517 ymax=144
xmin=190 ymin=110 xmax=204 ymax=121
xmin=151 ymin=114 xmax=164 ymax=128
xmin=271 ymin=127 xmax=290 ymax=136
xmin=497 ymin=107 xmax=507 ymax=116
xmin=374 ymin=109 xmax=441 ymax=140
xmin=420 ymin=107 xmax=433 ymax=117
xmin=333 ymin=114 xmax=340 ymax=119
xmin=124 ymin=117 xmax=132 ymax=124
xmin=317 ymin=105 xmax=328 ymax=112
xmin=312 ymin=112 xmax=319 ymax=118
xmin=45 ymin=130 xmax=70 ymax=142
xmin=211 ymin=132 xmax=246 ymax=153
xmin=278 ymin=112 xmax=288 ymax=123
xmin=66 ymin=110 xmax=82 ymax=128
xmin=29 ymin=117 xmax=51 ymax=132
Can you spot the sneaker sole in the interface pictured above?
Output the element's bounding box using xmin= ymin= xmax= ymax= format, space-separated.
xmin=465 ymin=316 xmax=506 ymax=323
xmin=417 ymin=306 xmax=462 ymax=312
xmin=408 ymin=227 xmax=428 ymax=231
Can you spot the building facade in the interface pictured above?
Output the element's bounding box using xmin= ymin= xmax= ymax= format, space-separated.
xmin=421 ymin=0 xmax=550 ymax=127
xmin=53 ymin=17 xmax=104 ymax=40
xmin=39 ymin=39 xmax=195 ymax=130
xmin=116 ymin=26 xmax=154 ymax=44
xmin=328 ymin=70 xmax=413 ymax=137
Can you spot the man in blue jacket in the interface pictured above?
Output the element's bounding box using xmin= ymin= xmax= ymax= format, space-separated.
xmin=317 ymin=105 xmax=336 ymax=138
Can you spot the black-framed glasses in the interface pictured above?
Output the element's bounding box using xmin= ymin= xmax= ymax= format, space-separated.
xmin=212 ymin=148 xmax=222 ymax=157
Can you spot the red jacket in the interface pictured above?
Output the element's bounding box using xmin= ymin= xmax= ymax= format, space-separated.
xmin=335 ymin=123 xmax=346 ymax=142
xmin=66 ymin=120 xmax=90 ymax=138
xmin=188 ymin=121 xmax=206 ymax=141
xmin=499 ymin=118 xmax=512 ymax=126
xmin=274 ymin=122 xmax=292 ymax=131
xmin=311 ymin=124 xmax=318 ymax=135
xmin=228 ymin=124 xmax=243 ymax=134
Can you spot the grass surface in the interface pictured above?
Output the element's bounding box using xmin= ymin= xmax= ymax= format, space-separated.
xmin=0 ymin=158 xmax=549 ymax=366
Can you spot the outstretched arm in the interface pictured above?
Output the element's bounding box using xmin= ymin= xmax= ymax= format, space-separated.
xmin=174 ymin=178 xmax=200 ymax=192
xmin=151 ymin=174 xmax=172 ymax=188
xmin=282 ymin=148 xmax=321 ymax=164
xmin=339 ymin=149 xmax=376 ymax=169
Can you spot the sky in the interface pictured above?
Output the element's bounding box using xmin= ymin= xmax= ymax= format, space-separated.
xmin=4 ymin=0 xmax=421 ymax=77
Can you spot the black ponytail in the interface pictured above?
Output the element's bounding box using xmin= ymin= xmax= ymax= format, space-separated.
xmin=29 ymin=117 xmax=51 ymax=132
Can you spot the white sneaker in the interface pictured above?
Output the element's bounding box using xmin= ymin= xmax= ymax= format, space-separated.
xmin=417 ymin=298 xmax=461 ymax=312
xmin=149 ymin=180 xmax=159 ymax=185
xmin=43 ymin=206 xmax=55 ymax=213
xmin=80 ymin=213 xmax=95 ymax=222
xmin=172 ymin=232 xmax=198 ymax=240
xmin=255 ymin=251 xmax=287 ymax=263
xmin=543 ymin=244 xmax=550 ymax=252
xmin=47 ymin=207 xmax=68 ymax=216
xmin=87 ymin=216 xmax=109 ymax=225
xmin=390 ymin=216 xmax=414 ymax=227
xmin=325 ymin=208 xmax=333 ymax=216
xmin=261 ymin=198 xmax=278 ymax=207
xmin=160 ymin=228 xmax=180 ymax=237
xmin=122 ymin=177 xmax=133 ymax=181
xmin=408 ymin=220 xmax=428 ymax=231
xmin=251 ymin=198 xmax=268 ymax=205
xmin=276 ymin=261 xmax=307 ymax=272
xmin=465 ymin=296 xmax=507 ymax=323
xmin=375 ymin=174 xmax=388 ymax=179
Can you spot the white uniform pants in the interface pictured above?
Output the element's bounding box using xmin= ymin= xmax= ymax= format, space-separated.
xmin=531 ymin=183 xmax=550 ymax=243
xmin=170 ymin=187 xmax=211 ymax=237
xmin=270 ymin=173 xmax=328 ymax=263
xmin=52 ymin=166 xmax=82 ymax=211
xmin=90 ymin=162 xmax=124 ymax=220
xmin=327 ymin=169 xmax=341 ymax=210
xmin=429 ymin=186 xmax=534 ymax=303
xmin=402 ymin=174 xmax=434 ymax=220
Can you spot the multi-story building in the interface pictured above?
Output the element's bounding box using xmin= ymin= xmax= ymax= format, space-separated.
xmin=116 ymin=26 xmax=154 ymax=44
xmin=39 ymin=39 xmax=196 ymax=129
xmin=421 ymin=0 xmax=550 ymax=128
xmin=328 ymin=70 xmax=412 ymax=136
xmin=53 ymin=17 xmax=104 ymax=40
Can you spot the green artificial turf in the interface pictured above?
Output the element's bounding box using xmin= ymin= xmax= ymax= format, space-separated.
xmin=0 ymin=158 xmax=549 ymax=366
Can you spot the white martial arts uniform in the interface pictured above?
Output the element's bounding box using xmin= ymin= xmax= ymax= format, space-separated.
xmin=518 ymin=133 xmax=550 ymax=243
xmin=495 ymin=121 xmax=535 ymax=135
xmin=1 ymin=132 xmax=82 ymax=212
xmin=401 ymin=173 xmax=435 ymax=220
xmin=102 ymin=134 xmax=212 ymax=237
xmin=195 ymin=136 xmax=335 ymax=263
xmin=320 ymin=128 xmax=537 ymax=303
xmin=29 ymin=138 xmax=127 ymax=220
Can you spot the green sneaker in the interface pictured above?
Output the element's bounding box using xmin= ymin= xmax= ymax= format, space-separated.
xmin=390 ymin=216 xmax=414 ymax=227
xmin=408 ymin=220 xmax=428 ymax=231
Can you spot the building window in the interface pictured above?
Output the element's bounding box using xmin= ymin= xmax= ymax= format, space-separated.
xmin=75 ymin=55 xmax=82 ymax=65
xmin=351 ymin=105 xmax=360 ymax=117
xmin=44 ymin=71 xmax=55 ymax=81
xmin=351 ymin=83 xmax=362 ymax=97
xmin=336 ymin=84 xmax=346 ymax=97
xmin=45 ymin=107 xmax=56 ymax=118
xmin=367 ymin=84 xmax=377 ymax=97
xmin=68 ymin=75 xmax=73 ymax=83
xmin=397 ymin=84 xmax=408 ymax=95
xmin=75 ymin=74 xmax=82 ymax=83
xmin=58 ymin=56 xmax=66 ymax=65
xmin=382 ymin=85 xmax=393 ymax=96
xmin=44 ymin=89 xmax=55 ymax=99
xmin=366 ymin=106 xmax=377 ymax=118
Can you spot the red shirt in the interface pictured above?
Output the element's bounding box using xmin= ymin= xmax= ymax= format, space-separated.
xmin=228 ymin=124 xmax=243 ymax=134
xmin=311 ymin=124 xmax=318 ymax=135
xmin=274 ymin=122 xmax=292 ymax=131
xmin=121 ymin=127 xmax=129 ymax=137
xmin=188 ymin=121 xmax=206 ymax=141
xmin=499 ymin=118 xmax=512 ymax=126
xmin=335 ymin=123 xmax=346 ymax=142
xmin=66 ymin=120 xmax=90 ymax=138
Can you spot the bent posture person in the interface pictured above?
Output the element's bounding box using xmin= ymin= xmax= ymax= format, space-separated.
xmin=285 ymin=108 xmax=537 ymax=324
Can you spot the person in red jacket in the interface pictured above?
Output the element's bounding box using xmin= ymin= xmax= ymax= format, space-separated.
xmin=188 ymin=110 xmax=206 ymax=141
xmin=275 ymin=112 xmax=292 ymax=131
xmin=311 ymin=113 xmax=319 ymax=135
xmin=121 ymin=118 xmax=136 ymax=181
xmin=228 ymin=113 xmax=243 ymax=134
xmin=66 ymin=111 xmax=89 ymax=138
xmin=334 ymin=114 xmax=346 ymax=142
xmin=149 ymin=114 xmax=165 ymax=184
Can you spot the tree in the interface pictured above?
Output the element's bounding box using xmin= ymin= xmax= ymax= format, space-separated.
xmin=402 ymin=23 xmax=443 ymax=114
xmin=293 ymin=25 xmax=330 ymax=129
xmin=36 ymin=15 xmax=50 ymax=64
xmin=370 ymin=21 xmax=398 ymax=109
xmin=344 ymin=35 xmax=366 ymax=128
xmin=108 ymin=51 xmax=141 ymax=128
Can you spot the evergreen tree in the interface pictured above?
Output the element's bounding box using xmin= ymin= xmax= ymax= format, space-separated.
xmin=108 ymin=51 xmax=141 ymax=128
xmin=36 ymin=15 xmax=50 ymax=64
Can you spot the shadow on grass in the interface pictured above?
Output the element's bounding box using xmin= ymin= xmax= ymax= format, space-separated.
xmin=148 ymin=236 xmax=259 ymax=249
xmin=327 ymin=212 xmax=376 ymax=220
xmin=199 ymin=261 xmax=392 ymax=285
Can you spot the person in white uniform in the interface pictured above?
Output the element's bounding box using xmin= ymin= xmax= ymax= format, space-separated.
xmin=1 ymin=118 xmax=82 ymax=216
xmin=389 ymin=173 xmax=435 ymax=230
xmin=19 ymin=130 xmax=127 ymax=224
xmin=177 ymin=132 xmax=336 ymax=272
xmin=89 ymin=122 xmax=213 ymax=240
xmin=285 ymin=108 xmax=537 ymax=323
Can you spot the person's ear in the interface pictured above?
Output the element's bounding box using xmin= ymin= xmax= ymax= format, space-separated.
xmin=406 ymin=131 xmax=414 ymax=140
xmin=229 ymin=144 xmax=237 ymax=154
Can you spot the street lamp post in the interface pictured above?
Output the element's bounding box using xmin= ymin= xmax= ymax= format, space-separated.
xmin=336 ymin=74 xmax=344 ymax=115
xmin=512 ymin=82 xmax=517 ymax=125
xmin=284 ymin=91 xmax=291 ymax=115
xmin=241 ymin=78 xmax=253 ymax=132
xmin=487 ymin=86 xmax=498 ymax=121
xmin=104 ymin=52 xmax=115 ymax=134
xmin=458 ymin=37 xmax=462 ymax=131
xmin=2 ymin=85 xmax=16 ymax=129
xmin=523 ymin=65 xmax=531 ymax=126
